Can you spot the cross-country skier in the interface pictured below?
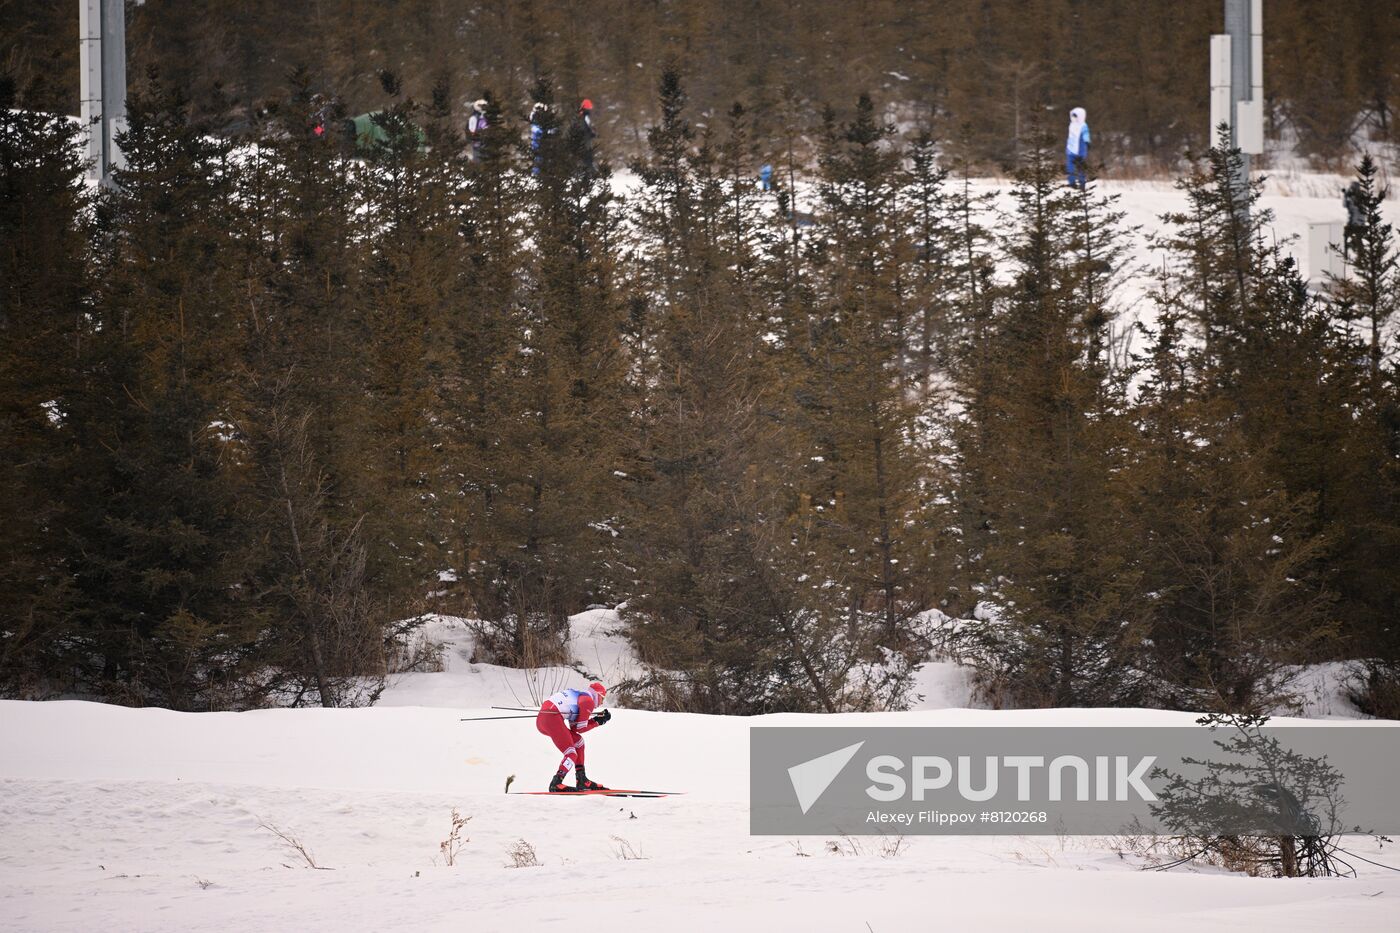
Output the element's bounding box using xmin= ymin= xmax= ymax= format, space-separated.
xmin=537 ymin=681 xmax=611 ymax=792
xmin=1066 ymin=107 xmax=1091 ymax=189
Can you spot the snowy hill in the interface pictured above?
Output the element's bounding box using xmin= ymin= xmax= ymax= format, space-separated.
xmin=607 ymin=167 xmax=1400 ymax=368
xmin=609 ymin=167 xmax=1398 ymax=286
xmin=376 ymin=608 xmax=981 ymax=714
xmin=379 ymin=608 xmax=1361 ymax=720
xmin=377 ymin=610 xmax=647 ymax=711
xmin=4 ymin=609 xmax=1397 ymax=933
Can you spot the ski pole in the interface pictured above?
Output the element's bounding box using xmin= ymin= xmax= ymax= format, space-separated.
xmin=458 ymin=714 xmax=538 ymax=722
xmin=459 ymin=709 xmax=569 ymax=721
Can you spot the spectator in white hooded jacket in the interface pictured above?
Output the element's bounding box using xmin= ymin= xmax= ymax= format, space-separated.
xmin=1066 ymin=107 xmax=1091 ymax=189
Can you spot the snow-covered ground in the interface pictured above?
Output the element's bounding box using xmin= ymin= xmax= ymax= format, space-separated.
xmin=4 ymin=609 xmax=1398 ymax=932
xmin=611 ymin=165 xmax=1400 ymax=370
xmin=617 ymin=164 xmax=1397 ymax=285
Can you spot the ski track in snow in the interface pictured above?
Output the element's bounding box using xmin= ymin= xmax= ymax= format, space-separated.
xmin=4 ymin=772 xmax=1395 ymax=932
xmin=2 ymin=609 xmax=1396 ymax=932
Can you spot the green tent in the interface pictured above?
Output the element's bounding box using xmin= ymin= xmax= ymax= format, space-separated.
xmin=343 ymin=111 xmax=427 ymax=153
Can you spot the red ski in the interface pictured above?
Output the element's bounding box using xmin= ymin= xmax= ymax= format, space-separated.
xmin=515 ymin=789 xmax=679 ymax=797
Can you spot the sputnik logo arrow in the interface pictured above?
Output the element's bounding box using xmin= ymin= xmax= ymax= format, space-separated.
xmin=787 ymin=741 xmax=865 ymax=814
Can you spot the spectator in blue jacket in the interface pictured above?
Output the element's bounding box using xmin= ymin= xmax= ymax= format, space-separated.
xmin=1066 ymin=107 xmax=1091 ymax=189
xmin=530 ymin=102 xmax=551 ymax=175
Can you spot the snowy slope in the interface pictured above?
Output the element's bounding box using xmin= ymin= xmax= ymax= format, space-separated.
xmin=615 ymin=167 xmax=1399 ymax=368
xmin=4 ymin=668 xmax=1398 ymax=931
xmin=381 ymin=609 xmax=983 ymax=713
xmin=378 ymin=610 xmax=645 ymax=710
xmin=614 ymin=166 xmax=1397 ymax=281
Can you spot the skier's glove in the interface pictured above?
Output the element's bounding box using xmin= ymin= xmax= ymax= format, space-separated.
xmin=592 ymin=709 xmax=611 ymax=726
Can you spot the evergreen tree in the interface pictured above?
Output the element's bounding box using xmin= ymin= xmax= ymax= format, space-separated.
xmin=903 ymin=132 xmax=956 ymax=401
xmin=1130 ymin=135 xmax=1337 ymax=711
xmin=346 ymin=77 xmax=456 ymax=603
xmin=470 ymin=74 xmax=629 ymax=663
xmin=800 ymin=94 xmax=940 ymax=653
xmin=942 ymin=134 xmax=999 ymax=617
xmin=229 ymin=79 xmax=394 ymax=707
xmin=958 ymin=137 xmax=1146 ymax=707
xmin=1328 ymin=157 xmax=1400 ymax=715
xmin=1334 ymin=156 xmax=1397 ymax=399
xmin=0 ymin=79 xmax=90 ymax=695
xmin=1 ymin=25 xmax=1393 ymax=716
xmin=441 ymin=91 xmax=536 ymax=656
xmin=59 ymin=76 xmax=250 ymax=707
xmin=621 ymin=71 xmax=813 ymax=713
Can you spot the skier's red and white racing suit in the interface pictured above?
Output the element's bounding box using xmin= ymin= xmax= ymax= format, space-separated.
xmin=537 ymin=688 xmax=602 ymax=773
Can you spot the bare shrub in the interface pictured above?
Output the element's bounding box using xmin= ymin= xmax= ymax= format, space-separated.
xmin=1151 ymin=712 xmax=1353 ymax=878
xmin=387 ymin=623 xmax=446 ymax=674
xmin=1114 ymin=829 xmax=1265 ymax=874
xmin=471 ymin=602 xmax=572 ymax=705
xmin=243 ymin=390 xmax=398 ymax=709
xmin=506 ymin=838 xmax=541 ymax=868
xmin=1119 ymin=831 xmax=1356 ymax=878
xmin=1349 ymin=661 xmax=1400 ymax=720
xmin=876 ymin=834 xmax=906 ymax=858
xmin=610 ymin=835 xmax=646 ymax=860
xmin=439 ymin=809 xmax=471 ymax=866
xmin=820 ymin=833 xmax=903 ymax=858
xmin=1006 ymin=838 xmax=1063 ymax=868
xmin=258 ymin=819 xmax=331 ymax=870
xmin=825 ymin=834 xmax=864 ymax=856
xmin=468 ymin=584 xmax=572 ymax=673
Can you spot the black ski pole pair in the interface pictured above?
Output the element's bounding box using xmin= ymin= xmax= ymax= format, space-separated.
xmin=459 ymin=704 xmax=612 ymax=722
xmin=459 ymin=705 xmax=561 ymax=722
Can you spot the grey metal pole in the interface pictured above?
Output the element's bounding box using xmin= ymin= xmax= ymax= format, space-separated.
xmin=1224 ymin=0 xmax=1251 ymax=187
xmin=79 ymin=0 xmax=103 ymax=180
xmin=79 ymin=0 xmax=126 ymax=187
xmin=100 ymin=0 xmax=127 ymax=181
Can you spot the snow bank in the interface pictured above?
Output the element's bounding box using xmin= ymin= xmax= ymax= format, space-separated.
xmin=0 ymin=602 xmax=1390 ymax=931
xmin=3 ymin=697 xmax=1398 ymax=933
xmin=380 ymin=609 xmax=644 ymax=710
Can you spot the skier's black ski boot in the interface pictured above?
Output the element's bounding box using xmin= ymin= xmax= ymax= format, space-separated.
xmin=575 ymin=766 xmax=609 ymax=791
xmin=549 ymin=769 xmax=581 ymax=793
